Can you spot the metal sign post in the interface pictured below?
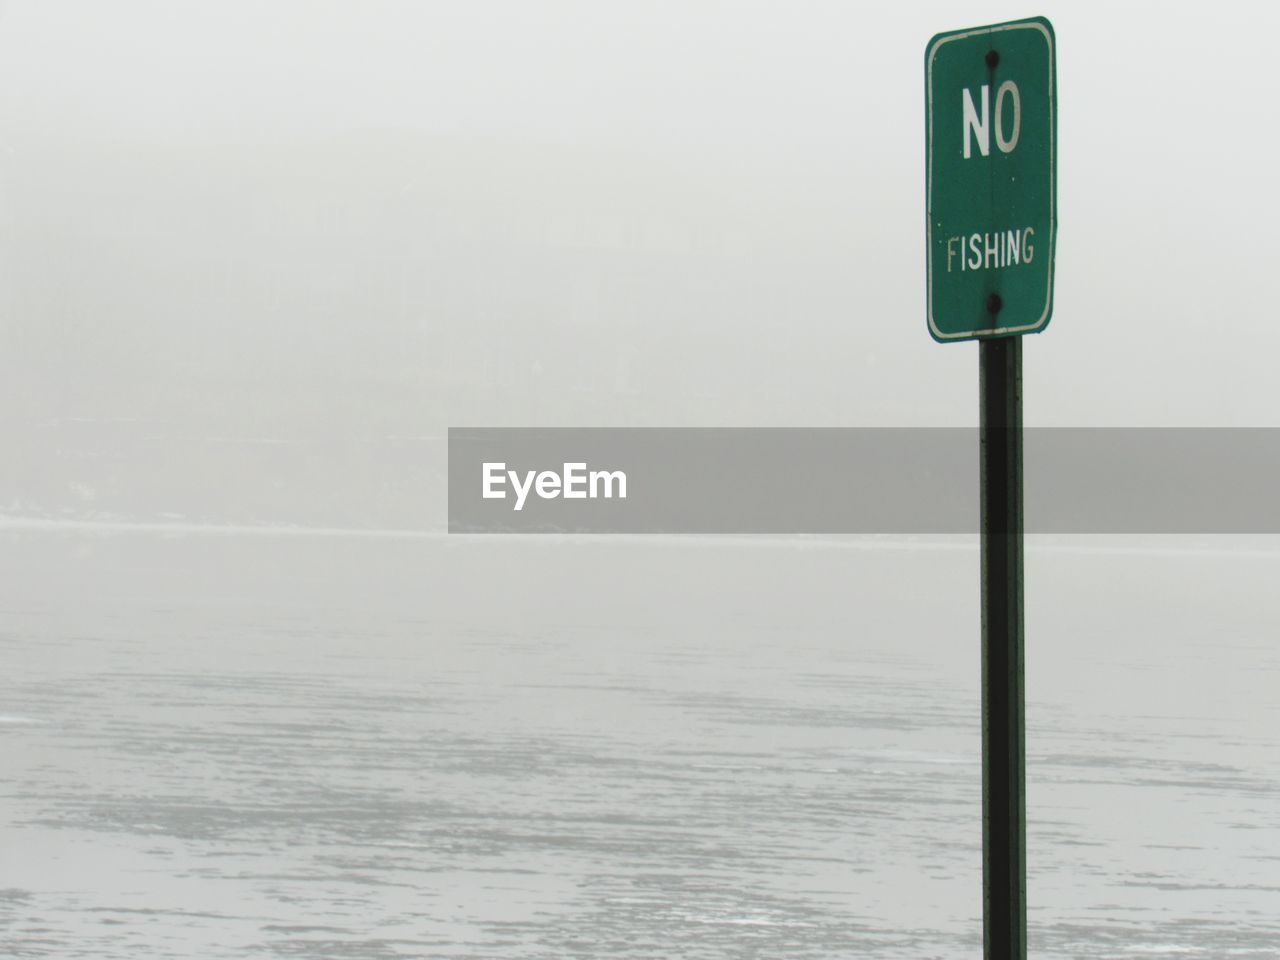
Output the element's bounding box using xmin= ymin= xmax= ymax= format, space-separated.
xmin=925 ymin=16 xmax=1055 ymax=960
xmin=980 ymin=334 xmax=1025 ymax=960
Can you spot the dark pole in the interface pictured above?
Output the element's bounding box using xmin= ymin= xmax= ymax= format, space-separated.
xmin=979 ymin=335 xmax=1026 ymax=960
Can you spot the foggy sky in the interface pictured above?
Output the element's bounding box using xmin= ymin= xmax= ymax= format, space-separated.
xmin=1 ymin=1 xmax=1277 ymax=525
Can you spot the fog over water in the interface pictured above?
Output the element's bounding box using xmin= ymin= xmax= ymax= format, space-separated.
xmin=2 ymin=2 xmax=1279 ymax=956
xmin=2 ymin=2 xmax=1279 ymax=527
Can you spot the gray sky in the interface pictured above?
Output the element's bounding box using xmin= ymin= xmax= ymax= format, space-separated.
xmin=1 ymin=2 xmax=1277 ymax=521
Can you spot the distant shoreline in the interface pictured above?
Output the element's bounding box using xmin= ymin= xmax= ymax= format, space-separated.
xmin=4 ymin=515 xmax=1280 ymax=560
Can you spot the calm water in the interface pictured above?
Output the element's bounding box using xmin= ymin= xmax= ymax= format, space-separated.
xmin=2 ymin=531 xmax=1278 ymax=957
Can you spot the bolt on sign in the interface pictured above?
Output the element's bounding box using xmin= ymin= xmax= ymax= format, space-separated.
xmin=926 ymin=17 xmax=1056 ymax=341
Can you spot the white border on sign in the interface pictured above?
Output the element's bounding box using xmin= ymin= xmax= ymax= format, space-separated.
xmin=926 ymin=20 xmax=1055 ymax=341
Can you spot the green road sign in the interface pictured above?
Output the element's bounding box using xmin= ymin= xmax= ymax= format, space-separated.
xmin=926 ymin=17 xmax=1056 ymax=342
